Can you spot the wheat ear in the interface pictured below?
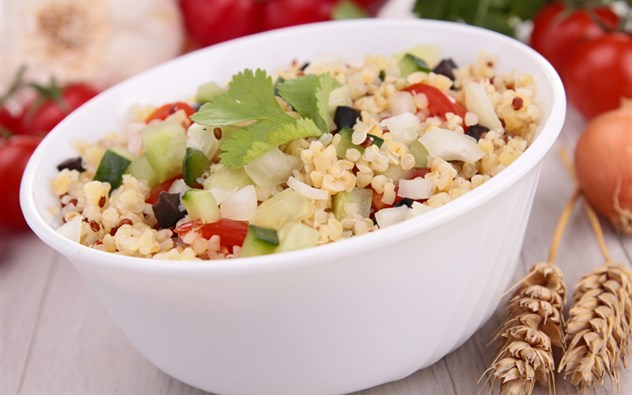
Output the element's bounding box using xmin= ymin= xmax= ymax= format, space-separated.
xmin=557 ymin=149 xmax=632 ymax=393
xmin=483 ymin=188 xmax=575 ymax=395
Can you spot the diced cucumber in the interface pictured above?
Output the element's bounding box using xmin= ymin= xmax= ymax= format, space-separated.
xmin=94 ymin=147 xmax=134 ymax=191
xmin=142 ymin=118 xmax=187 ymax=183
xmin=196 ymin=81 xmax=223 ymax=104
xmin=399 ymin=53 xmax=431 ymax=77
xmin=381 ymin=165 xmax=414 ymax=181
xmin=183 ymin=147 xmax=211 ymax=188
xmin=249 ymin=225 xmax=279 ymax=245
xmin=335 ymin=127 xmax=364 ymax=159
xmin=276 ymin=222 xmax=319 ymax=253
xmin=181 ymin=189 xmax=220 ymax=223
xmin=253 ymin=189 xmax=315 ymax=230
xmin=187 ymin=123 xmax=219 ymax=159
xmin=128 ymin=155 xmax=158 ymax=187
xmin=243 ymin=148 xmax=301 ymax=187
xmin=203 ymin=166 xmax=253 ymax=190
xmin=395 ymin=45 xmax=439 ymax=69
xmin=240 ymin=225 xmax=279 ymax=257
xmin=409 ymin=140 xmax=429 ymax=168
xmin=332 ymin=188 xmax=372 ymax=220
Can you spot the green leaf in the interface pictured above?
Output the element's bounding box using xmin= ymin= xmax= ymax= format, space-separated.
xmin=191 ymin=69 xmax=288 ymax=126
xmin=332 ymin=0 xmax=370 ymax=19
xmin=509 ymin=0 xmax=548 ymax=20
xmin=219 ymin=118 xmax=322 ymax=168
xmin=277 ymin=73 xmax=340 ymax=133
xmin=413 ymin=0 xmax=452 ymax=19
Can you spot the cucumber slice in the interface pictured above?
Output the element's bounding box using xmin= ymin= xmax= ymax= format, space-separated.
xmin=142 ymin=118 xmax=187 ymax=183
xmin=253 ymin=189 xmax=315 ymax=230
xmin=183 ymin=147 xmax=211 ymax=188
xmin=196 ymin=81 xmax=223 ymax=104
xmin=181 ymin=189 xmax=220 ymax=223
xmin=335 ymin=127 xmax=364 ymax=159
xmin=409 ymin=140 xmax=429 ymax=168
xmin=240 ymin=225 xmax=279 ymax=257
xmin=128 ymin=155 xmax=158 ymax=187
xmin=381 ymin=165 xmax=414 ymax=181
xmin=332 ymin=188 xmax=372 ymax=220
xmin=399 ymin=53 xmax=431 ymax=77
xmin=203 ymin=166 xmax=253 ymax=190
xmin=94 ymin=147 xmax=134 ymax=191
xmin=276 ymin=222 xmax=319 ymax=253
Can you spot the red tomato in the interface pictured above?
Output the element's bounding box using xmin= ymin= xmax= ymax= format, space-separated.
xmin=145 ymin=102 xmax=196 ymax=124
xmin=403 ymin=83 xmax=466 ymax=119
xmin=20 ymin=83 xmax=99 ymax=135
xmin=259 ymin=0 xmax=338 ymax=31
xmin=0 ymin=135 xmax=42 ymax=231
xmin=146 ymin=178 xmax=179 ymax=204
xmin=175 ymin=218 xmax=249 ymax=249
xmin=179 ymin=0 xmax=258 ymax=47
xmin=351 ymin=0 xmax=388 ymax=15
xmin=530 ymin=3 xmax=619 ymax=73
xmin=1 ymin=106 xmax=23 ymax=135
xmin=563 ymin=34 xmax=632 ymax=120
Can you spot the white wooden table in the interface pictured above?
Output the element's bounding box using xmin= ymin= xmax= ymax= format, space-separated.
xmin=2 ymin=98 xmax=631 ymax=394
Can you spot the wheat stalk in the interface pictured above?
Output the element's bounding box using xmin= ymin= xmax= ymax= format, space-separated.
xmin=483 ymin=189 xmax=576 ymax=394
xmin=557 ymin=149 xmax=632 ymax=393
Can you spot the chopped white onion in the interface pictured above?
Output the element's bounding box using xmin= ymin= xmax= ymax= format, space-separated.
xmin=287 ymin=176 xmax=329 ymax=201
xmin=389 ymin=91 xmax=417 ymax=116
xmin=208 ymin=187 xmax=237 ymax=205
xmin=244 ymin=148 xmax=301 ymax=187
xmin=187 ymin=123 xmax=219 ymax=158
xmin=126 ymin=122 xmax=146 ymax=155
xmin=375 ymin=206 xmax=409 ymax=228
xmin=405 ymin=201 xmax=433 ymax=219
xmin=220 ymin=185 xmax=257 ymax=221
xmin=168 ymin=179 xmax=190 ymax=196
xmin=464 ymin=81 xmax=503 ymax=131
xmin=397 ymin=178 xmax=433 ymax=200
xmin=56 ymin=216 xmax=83 ymax=243
xmin=380 ymin=112 xmax=420 ymax=145
xmin=419 ymin=128 xmax=485 ymax=163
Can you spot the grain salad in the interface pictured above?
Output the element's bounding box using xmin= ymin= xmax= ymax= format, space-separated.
xmin=50 ymin=47 xmax=541 ymax=260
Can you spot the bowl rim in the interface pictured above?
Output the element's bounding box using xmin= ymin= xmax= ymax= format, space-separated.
xmin=20 ymin=18 xmax=566 ymax=276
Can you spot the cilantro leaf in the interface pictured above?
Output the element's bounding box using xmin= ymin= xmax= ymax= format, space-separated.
xmin=277 ymin=73 xmax=340 ymax=133
xmin=220 ymin=118 xmax=322 ymax=168
xmin=191 ymin=68 xmax=330 ymax=169
xmin=191 ymin=69 xmax=289 ymax=126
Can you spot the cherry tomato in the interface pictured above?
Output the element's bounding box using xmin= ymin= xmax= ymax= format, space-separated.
xmin=146 ymin=178 xmax=179 ymax=204
xmin=20 ymin=83 xmax=99 ymax=136
xmin=1 ymin=106 xmax=23 ymax=135
xmin=563 ymin=34 xmax=632 ymax=120
xmin=175 ymin=218 xmax=249 ymax=249
xmin=179 ymin=0 xmax=258 ymax=47
xmin=259 ymin=0 xmax=338 ymax=31
xmin=145 ymin=102 xmax=196 ymax=124
xmin=0 ymin=135 xmax=42 ymax=231
xmin=351 ymin=0 xmax=388 ymax=15
xmin=530 ymin=3 xmax=619 ymax=73
xmin=403 ymin=82 xmax=466 ymax=119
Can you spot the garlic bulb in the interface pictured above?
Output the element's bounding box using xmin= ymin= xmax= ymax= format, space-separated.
xmin=1 ymin=0 xmax=183 ymax=94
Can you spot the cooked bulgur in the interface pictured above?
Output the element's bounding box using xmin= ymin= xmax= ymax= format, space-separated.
xmin=51 ymin=49 xmax=541 ymax=261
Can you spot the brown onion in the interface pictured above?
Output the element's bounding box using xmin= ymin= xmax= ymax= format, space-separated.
xmin=575 ymin=100 xmax=632 ymax=234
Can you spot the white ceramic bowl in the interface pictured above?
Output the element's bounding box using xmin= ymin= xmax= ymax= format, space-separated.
xmin=21 ymin=19 xmax=565 ymax=395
